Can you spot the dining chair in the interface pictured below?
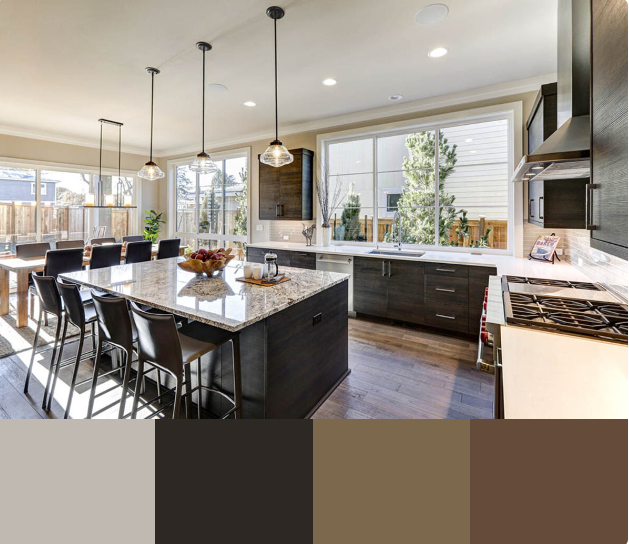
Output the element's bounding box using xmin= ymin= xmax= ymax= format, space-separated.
xmin=56 ymin=239 xmax=85 ymax=250
xmin=91 ymin=237 xmax=117 ymax=245
xmin=129 ymin=303 xmax=242 ymax=419
xmin=156 ymin=238 xmax=181 ymax=260
xmin=16 ymin=242 xmax=51 ymax=318
xmin=90 ymin=244 xmax=123 ymax=270
xmin=122 ymin=235 xmax=145 ymax=243
xmin=124 ymin=241 xmax=153 ymax=264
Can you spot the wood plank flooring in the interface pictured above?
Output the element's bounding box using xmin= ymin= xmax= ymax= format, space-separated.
xmin=0 ymin=316 xmax=494 ymax=419
xmin=312 ymin=317 xmax=494 ymax=420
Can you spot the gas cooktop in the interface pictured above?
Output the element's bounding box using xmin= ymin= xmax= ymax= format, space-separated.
xmin=502 ymin=277 xmax=628 ymax=343
xmin=506 ymin=276 xmax=602 ymax=290
xmin=505 ymin=275 xmax=619 ymax=303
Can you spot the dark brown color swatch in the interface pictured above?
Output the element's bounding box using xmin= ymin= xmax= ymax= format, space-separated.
xmin=314 ymin=420 xmax=471 ymax=544
xmin=471 ymin=419 xmax=628 ymax=544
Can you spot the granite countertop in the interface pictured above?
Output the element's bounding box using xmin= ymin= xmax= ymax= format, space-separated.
xmin=249 ymin=241 xmax=591 ymax=280
xmin=60 ymin=257 xmax=349 ymax=332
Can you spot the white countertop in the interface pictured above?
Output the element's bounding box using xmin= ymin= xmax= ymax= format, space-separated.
xmin=249 ymin=241 xmax=591 ymax=280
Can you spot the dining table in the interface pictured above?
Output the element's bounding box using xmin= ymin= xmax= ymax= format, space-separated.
xmin=0 ymin=244 xmax=186 ymax=328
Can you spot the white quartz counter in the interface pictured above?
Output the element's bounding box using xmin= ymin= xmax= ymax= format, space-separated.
xmin=248 ymin=241 xmax=591 ymax=280
xmin=61 ymin=257 xmax=349 ymax=332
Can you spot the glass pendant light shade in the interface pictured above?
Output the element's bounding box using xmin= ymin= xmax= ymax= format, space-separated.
xmin=190 ymin=151 xmax=218 ymax=174
xmin=261 ymin=139 xmax=294 ymax=168
xmin=138 ymin=161 xmax=165 ymax=181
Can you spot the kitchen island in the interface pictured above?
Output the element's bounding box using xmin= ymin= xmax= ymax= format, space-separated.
xmin=61 ymin=258 xmax=350 ymax=419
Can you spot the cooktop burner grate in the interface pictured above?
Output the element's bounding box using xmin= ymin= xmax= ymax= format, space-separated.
xmin=538 ymin=298 xmax=592 ymax=312
xmin=598 ymin=305 xmax=629 ymax=320
xmin=546 ymin=311 xmax=609 ymax=329
xmin=506 ymin=276 xmax=602 ymax=291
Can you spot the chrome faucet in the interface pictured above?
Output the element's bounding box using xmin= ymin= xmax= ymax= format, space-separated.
xmin=392 ymin=210 xmax=402 ymax=250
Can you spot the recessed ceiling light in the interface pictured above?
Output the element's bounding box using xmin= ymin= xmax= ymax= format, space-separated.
xmin=428 ymin=47 xmax=449 ymax=58
xmin=415 ymin=4 xmax=449 ymax=25
xmin=243 ymin=101 xmax=257 ymax=107
xmin=207 ymin=83 xmax=228 ymax=93
xmin=322 ymin=78 xmax=337 ymax=86
xmin=388 ymin=94 xmax=404 ymax=101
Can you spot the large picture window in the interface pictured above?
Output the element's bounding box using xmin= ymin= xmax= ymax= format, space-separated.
xmin=324 ymin=115 xmax=511 ymax=252
xmin=173 ymin=150 xmax=248 ymax=260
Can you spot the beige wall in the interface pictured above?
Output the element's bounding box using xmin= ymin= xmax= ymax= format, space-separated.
xmin=164 ymin=90 xmax=539 ymax=245
xmin=0 ymin=133 xmax=162 ymax=214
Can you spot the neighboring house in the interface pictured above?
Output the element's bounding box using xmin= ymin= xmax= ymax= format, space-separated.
xmin=0 ymin=180 xmax=56 ymax=203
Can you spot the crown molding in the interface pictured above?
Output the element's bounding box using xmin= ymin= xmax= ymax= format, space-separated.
xmin=0 ymin=123 xmax=149 ymax=156
xmin=159 ymin=73 xmax=556 ymax=158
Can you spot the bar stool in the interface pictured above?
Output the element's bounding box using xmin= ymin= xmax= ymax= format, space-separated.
xmin=56 ymin=240 xmax=85 ymax=250
xmin=90 ymin=244 xmax=122 ymax=270
xmin=156 ymin=238 xmax=181 ymax=260
xmin=129 ymin=303 xmax=242 ymax=419
xmin=124 ymin=240 xmax=152 ymax=264
xmin=122 ymin=235 xmax=145 ymax=243
xmin=88 ymin=292 xmax=161 ymax=419
xmin=91 ymin=237 xmax=116 ymax=245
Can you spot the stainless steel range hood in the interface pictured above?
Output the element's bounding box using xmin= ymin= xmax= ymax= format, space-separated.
xmin=512 ymin=0 xmax=591 ymax=182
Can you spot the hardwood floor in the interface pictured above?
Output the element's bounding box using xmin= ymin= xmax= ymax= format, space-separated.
xmin=0 ymin=316 xmax=494 ymax=419
xmin=312 ymin=317 xmax=494 ymax=420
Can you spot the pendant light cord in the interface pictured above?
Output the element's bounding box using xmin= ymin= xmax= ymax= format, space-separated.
xmin=150 ymin=71 xmax=155 ymax=162
xmin=274 ymin=17 xmax=279 ymax=142
xmin=99 ymin=123 xmax=103 ymax=206
xmin=118 ymin=124 xmax=122 ymax=178
xmin=202 ymin=48 xmax=206 ymax=154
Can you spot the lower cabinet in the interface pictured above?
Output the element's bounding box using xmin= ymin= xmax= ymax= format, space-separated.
xmin=353 ymin=257 xmax=388 ymax=318
xmin=246 ymin=247 xmax=310 ymax=269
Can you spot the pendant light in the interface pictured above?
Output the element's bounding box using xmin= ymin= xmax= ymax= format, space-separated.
xmin=190 ymin=42 xmax=218 ymax=174
xmin=138 ymin=67 xmax=165 ymax=180
xmin=260 ymin=6 xmax=293 ymax=168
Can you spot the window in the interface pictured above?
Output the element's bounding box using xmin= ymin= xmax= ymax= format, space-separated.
xmin=173 ymin=150 xmax=248 ymax=260
xmin=0 ymin=167 xmax=37 ymax=252
xmin=30 ymin=182 xmax=47 ymax=196
xmin=324 ymin=115 xmax=510 ymax=252
xmin=41 ymin=171 xmax=91 ymax=243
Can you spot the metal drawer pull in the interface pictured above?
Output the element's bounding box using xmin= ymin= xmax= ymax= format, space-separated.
xmin=436 ymin=288 xmax=455 ymax=293
xmin=275 ymin=204 xmax=280 ymax=217
xmin=382 ymin=260 xmax=386 ymax=277
xmin=436 ymin=314 xmax=455 ymax=320
xmin=388 ymin=261 xmax=391 ymax=277
xmin=298 ymin=253 xmax=308 ymax=256
xmin=436 ymin=268 xmax=456 ymax=273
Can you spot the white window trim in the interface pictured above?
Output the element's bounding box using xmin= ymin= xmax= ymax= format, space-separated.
xmin=167 ymin=147 xmax=252 ymax=246
xmin=316 ymin=102 xmax=523 ymax=256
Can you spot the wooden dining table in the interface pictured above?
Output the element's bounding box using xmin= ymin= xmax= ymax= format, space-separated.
xmin=0 ymin=244 xmax=186 ymax=328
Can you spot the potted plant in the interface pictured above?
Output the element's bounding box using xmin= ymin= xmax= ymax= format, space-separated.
xmin=143 ymin=210 xmax=165 ymax=243
xmin=315 ymin=161 xmax=345 ymax=246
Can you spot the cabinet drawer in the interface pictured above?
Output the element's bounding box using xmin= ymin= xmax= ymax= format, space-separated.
xmin=424 ymin=301 xmax=469 ymax=333
xmin=425 ymin=262 xmax=469 ymax=278
xmin=246 ymin=247 xmax=266 ymax=264
xmin=425 ymin=275 xmax=469 ymax=305
xmin=289 ymin=251 xmax=316 ymax=270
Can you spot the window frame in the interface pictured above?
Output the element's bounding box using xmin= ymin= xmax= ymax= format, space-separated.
xmin=167 ymin=147 xmax=251 ymax=250
xmin=318 ymin=103 xmax=520 ymax=255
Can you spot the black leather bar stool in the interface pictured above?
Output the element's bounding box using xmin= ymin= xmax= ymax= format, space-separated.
xmin=156 ymin=238 xmax=181 ymax=260
xmin=122 ymin=235 xmax=144 ymax=243
xmin=88 ymin=292 xmax=161 ymax=419
xmin=129 ymin=303 xmax=242 ymax=419
xmin=56 ymin=240 xmax=85 ymax=250
xmin=124 ymin=240 xmax=152 ymax=264
xmin=91 ymin=237 xmax=116 ymax=245
xmin=90 ymin=244 xmax=122 ymax=270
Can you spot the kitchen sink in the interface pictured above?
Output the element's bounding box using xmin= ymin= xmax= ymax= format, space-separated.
xmin=368 ymin=249 xmax=425 ymax=258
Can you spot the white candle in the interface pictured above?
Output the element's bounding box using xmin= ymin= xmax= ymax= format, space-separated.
xmin=105 ymin=194 xmax=115 ymax=207
xmin=85 ymin=193 xmax=95 ymax=206
xmin=124 ymin=195 xmax=133 ymax=207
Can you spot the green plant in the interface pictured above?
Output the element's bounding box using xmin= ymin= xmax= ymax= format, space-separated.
xmin=143 ymin=210 xmax=165 ymax=243
xmin=234 ymin=167 xmax=248 ymax=256
xmin=340 ymin=182 xmax=362 ymax=241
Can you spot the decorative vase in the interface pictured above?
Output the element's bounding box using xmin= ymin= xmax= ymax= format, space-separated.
xmin=322 ymin=226 xmax=332 ymax=247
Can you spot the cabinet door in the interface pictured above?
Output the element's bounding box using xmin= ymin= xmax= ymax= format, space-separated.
xmin=527 ymin=180 xmax=543 ymax=226
xmin=246 ymin=247 xmax=266 ymax=264
xmin=259 ymin=162 xmax=280 ymax=220
xmin=387 ymin=260 xmax=424 ymax=324
xmin=289 ymin=251 xmax=316 ymax=270
xmin=278 ymin=153 xmax=304 ymax=219
xmin=591 ymin=0 xmax=628 ymax=259
xmin=353 ymin=257 xmax=388 ymax=317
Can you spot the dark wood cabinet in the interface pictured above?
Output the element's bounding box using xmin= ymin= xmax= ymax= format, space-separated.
xmin=246 ymin=247 xmax=314 ymax=270
xmin=353 ymin=257 xmax=389 ymax=318
xmin=259 ymin=148 xmax=314 ymax=220
xmin=590 ymin=0 xmax=628 ymax=260
xmin=387 ymin=260 xmax=424 ymax=324
xmin=527 ymin=178 xmax=588 ymax=229
xmin=289 ymin=251 xmax=316 ymax=270
xmin=527 ymin=82 xmax=558 ymax=153
xmin=468 ymin=266 xmax=495 ymax=335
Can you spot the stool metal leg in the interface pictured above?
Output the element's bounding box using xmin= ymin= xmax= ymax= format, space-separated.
xmin=47 ymin=317 xmax=70 ymax=411
xmin=24 ymin=309 xmax=43 ymax=394
xmin=63 ymin=329 xmax=85 ymax=419
xmin=232 ymin=335 xmax=242 ymax=419
xmin=131 ymin=358 xmax=145 ymax=419
xmin=42 ymin=315 xmax=62 ymax=410
xmin=183 ymin=364 xmax=192 ymax=419
xmin=86 ymin=338 xmax=103 ymax=419
xmin=118 ymin=347 xmax=133 ymax=419
xmin=172 ymin=378 xmax=182 ymax=420
xmin=196 ymin=358 xmax=203 ymax=419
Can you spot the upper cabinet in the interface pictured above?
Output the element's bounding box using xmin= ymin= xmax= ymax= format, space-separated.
xmin=259 ymin=148 xmax=314 ymax=220
xmin=527 ymin=82 xmax=558 ymax=154
xmin=590 ymin=0 xmax=628 ymax=259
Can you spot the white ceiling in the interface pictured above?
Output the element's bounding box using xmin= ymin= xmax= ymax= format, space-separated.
xmin=0 ymin=0 xmax=557 ymax=156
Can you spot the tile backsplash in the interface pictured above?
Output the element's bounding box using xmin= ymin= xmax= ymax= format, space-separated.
xmin=522 ymin=223 xmax=567 ymax=255
xmin=269 ymin=221 xmax=316 ymax=244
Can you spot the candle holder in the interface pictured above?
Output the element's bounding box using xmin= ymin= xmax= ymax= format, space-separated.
xmin=124 ymin=195 xmax=133 ymax=207
xmin=85 ymin=193 xmax=95 ymax=206
xmin=105 ymin=194 xmax=115 ymax=207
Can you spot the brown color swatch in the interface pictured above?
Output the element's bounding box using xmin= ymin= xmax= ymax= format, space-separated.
xmin=471 ymin=419 xmax=628 ymax=544
xmin=314 ymin=420 xmax=471 ymax=544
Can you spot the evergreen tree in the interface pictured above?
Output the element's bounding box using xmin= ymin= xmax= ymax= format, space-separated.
xmin=340 ymin=182 xmax=362 ymax=241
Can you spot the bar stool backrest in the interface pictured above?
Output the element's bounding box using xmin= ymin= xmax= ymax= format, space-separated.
xmin=125 ymin=241 xmax=152 ymax=264
xmin=91 ymin=237 xmax=117 ymax=246
xmin=122 ymin=235 xmax=144 ymax=243
xmin=57 ymin=281 xmax=87 ymax=329
xmin=56 ymin=240 xmax=85 ymax=250
xmin=90 ymin=244 xmax=122 ymax=270
xmin=91 ymin=292 xmax=134 ymax=349
xmin=16 ymin=242 xmax=50 ymax=259
xmin=44 ymin=248 xmax=84 ymax=278
xmin=130 ymin=302 xmax=183 ymax=376
xmin=156 ymin=238 xmax=181 ymax=260
xmin=32 ymin=274 xmax=62 ymax=318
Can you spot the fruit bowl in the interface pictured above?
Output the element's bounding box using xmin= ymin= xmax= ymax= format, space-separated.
xmin=177 ymin=247 xmax=235 ymax=276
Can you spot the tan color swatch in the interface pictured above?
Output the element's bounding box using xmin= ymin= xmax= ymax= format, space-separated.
xmin=314 ymin=420 xmax=470 ymax=544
